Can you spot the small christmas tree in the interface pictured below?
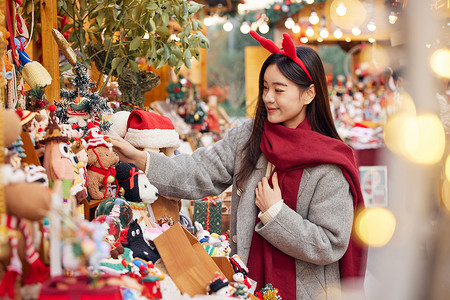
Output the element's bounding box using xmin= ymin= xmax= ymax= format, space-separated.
xmin=56 ymin=63 xmax=112 ymax=134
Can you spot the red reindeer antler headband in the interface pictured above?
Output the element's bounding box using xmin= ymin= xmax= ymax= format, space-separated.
xmin=249 ymin=31 xmax=313 ymax=82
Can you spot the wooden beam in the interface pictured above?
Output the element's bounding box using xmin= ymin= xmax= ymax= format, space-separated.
xmin=40 ymin=0 xmax=59 ymax=103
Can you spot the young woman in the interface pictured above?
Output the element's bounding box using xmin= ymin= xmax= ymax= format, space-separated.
xmin=110 ymin=31 xmax=366 ymax=299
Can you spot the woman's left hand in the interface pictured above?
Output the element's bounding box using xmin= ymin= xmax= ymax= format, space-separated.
xmin=255 ymin=172 xmax=282 ymax=213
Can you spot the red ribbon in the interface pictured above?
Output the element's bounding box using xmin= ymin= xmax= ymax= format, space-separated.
xmin=129 ymin=167 xmax=145 ymax=189
xmin=87 ymin=165 xmax=118 ymax=198
xmin=202 ymin=196 xmax=218 ymax=231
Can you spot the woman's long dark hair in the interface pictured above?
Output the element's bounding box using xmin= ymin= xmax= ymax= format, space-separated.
xmin=235 ymin=46 xmax=342 ymax=190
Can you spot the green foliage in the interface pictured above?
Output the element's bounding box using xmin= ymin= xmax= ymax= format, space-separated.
xmin=23 ymin=0 xmax=209 ymax=77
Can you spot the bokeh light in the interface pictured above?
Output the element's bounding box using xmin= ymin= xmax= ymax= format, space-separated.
xmin=384 ymin=112 xmax=416 ymax=156
xmin=330 ymin=0 xmax=367 ymax=30
xmin=429 ymin=48 xmax=450 ymax=79
xmin=442 ymin=179 xmax=450 ymax=210
xmin=446 ymin=154 xmax=450 ymax=182
xmin=403 ymin=114 xmax=445 ymax=165
xmin=360 ymin=44 xmax=390 ymax=73
xmin=355 ymin=207 xmax=397 ymax=247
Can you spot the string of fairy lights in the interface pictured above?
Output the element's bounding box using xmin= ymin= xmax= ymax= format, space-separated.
xmin=203 ymin=0 xmax=406 ymax=44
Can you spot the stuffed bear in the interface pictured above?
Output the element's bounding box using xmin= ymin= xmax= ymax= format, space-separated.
xmin=0 ymin=109 xmax=51 ymax=299
xmin=115 ymin=162 xmax=158 ymax=204
xmin=85 ymin=121 xmax=119 ymax=200
xmin=126 ymin=219 xmax=160 ymax=263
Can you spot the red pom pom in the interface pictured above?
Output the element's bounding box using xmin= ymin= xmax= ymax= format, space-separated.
xmin=16 ymin=109 xmax=23 ymax=118
xmin=49 ymin=104 xmax=56 ymax=112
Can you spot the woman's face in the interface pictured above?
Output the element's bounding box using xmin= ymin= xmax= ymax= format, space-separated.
xmin=262 ymin=64 xmax=314 ymax=128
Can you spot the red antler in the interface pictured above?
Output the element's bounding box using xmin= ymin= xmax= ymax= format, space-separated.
xmin=250 ymin=30 xmax=280 ymax=54
xmin=250 ymin=30 xmax=313 ymax=82
xmin=281 ymin=33 xmax=297 ymax=60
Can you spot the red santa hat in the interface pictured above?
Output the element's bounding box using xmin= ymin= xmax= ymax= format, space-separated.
xmin=84 ymin=121 xmax=112 ymax=150
xmin=124 ymin=110 xmax=180 ymax=152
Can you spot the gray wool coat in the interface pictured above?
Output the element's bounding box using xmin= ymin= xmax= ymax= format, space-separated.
xmin=147 ymin=119 xmax=354 ymax=300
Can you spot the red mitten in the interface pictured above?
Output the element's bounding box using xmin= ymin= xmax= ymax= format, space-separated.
xmin=0 ymin=269 xmax=20 ymax=299
xmin=23 ymin=257 xmax=49 ymax=285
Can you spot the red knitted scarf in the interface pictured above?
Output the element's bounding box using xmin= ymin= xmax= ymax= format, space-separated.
xmin=247 ymin=118 xmax=367 ymax=298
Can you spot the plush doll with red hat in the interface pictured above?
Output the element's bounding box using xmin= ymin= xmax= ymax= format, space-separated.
xmin=124 ymin=110 xmax=180 ymax=157
xmin=85 ymin=121 xmax=119 ymax=200
xmin=42 ymin=105 xmax=75 ymax=201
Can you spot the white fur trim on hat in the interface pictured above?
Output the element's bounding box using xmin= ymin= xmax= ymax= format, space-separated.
xmin=109 ymin=111 xmax=131 ymax=138
xmin=124 ymin=128 xmax=180 ymax=150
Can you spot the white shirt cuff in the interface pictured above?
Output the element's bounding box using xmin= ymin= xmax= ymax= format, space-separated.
xmin=144 ymin=151 xmax=151 ymax=175
xmin=258 ymin=200 xmax=283 ymax=225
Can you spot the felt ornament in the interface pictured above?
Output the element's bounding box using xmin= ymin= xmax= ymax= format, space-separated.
xmin=14 ymin=37 xmax=52 ymax=89
xmin=0 ymin=110 xmax=50 ymax=299
xmin=52 ymin=29 xmax=77 ymax=66
xmin=85 ymin=121 xmax=119 ymax=200
xmin=124 ymin=110 xmax=180 ymax=156
xmin=126 ymin=219 xmax=160 ymax=263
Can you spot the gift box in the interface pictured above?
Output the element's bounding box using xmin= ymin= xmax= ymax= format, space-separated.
xmin=193 ymin=196 xmax=222 ymax=235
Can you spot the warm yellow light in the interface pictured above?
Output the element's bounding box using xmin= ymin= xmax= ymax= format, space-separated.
xmin=446 ymin=155 xmax=450 ymax=182
xmin=403 ymin=114 xmax=446 ymax=165
xmin=306 ymin=26 xmax=315 ymax=37
xmin=334 ymin=28 xmax=343 ymax=39
xmin=330 ymin=0 xmax=367 ymax=30
xmin=204 ymin=17 xmax=213 ymax=27
xmin=300 ymin=36 xmax=309 ymax=43
xmin=442 ymin=179 xmax=450 ymax=210
xmin=355 ymin=207 xmax=396 ymax=247
xmin=309 ymin=11 xmax=320 ymax=25
xmin=259 ymin=22 xmax=270 ymax=34
xmin=317 ymin=37 xmax=323 ymax=42
xmin=240 ymin=22 xmax=250 ymax=34
xmin=285 ymin=17 xmax=295 ymax=29
xmin=360 ymin=44 xmax=390 ymax=73
xmin=336 ymin=2 xmax=347 ymax=16
xmin=384 ymin=113 xmax=416 ymax=156
xmin=352 ymin=26 xmax=361 ymax=36
xmin=392 ymin=91 xmax=417 ymax=116
xmin=223 ymin=20 xmax=233 ymax=32
xmin=292 ymin=24 xmax=301 ymax=34
xmin=320 ymin=28 xmax=329 ymax=39
xmin=430 ymin=48 xmax=450 ymax=79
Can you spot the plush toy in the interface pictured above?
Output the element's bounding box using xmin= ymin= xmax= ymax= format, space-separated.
xmin=0 ymin=110 xmax=51 ymax=299
xmin=115 ymin=162 xmax=158 ymax=204
xmin=85 ymin=121 xmax=119 ymax=200
xmin=41 ymin=105 xmax=74 ymax=203
xmin=126 ymin=219 xmax=160 ymax=263
xmin=208 ymin=273 xmax=234 ymax=296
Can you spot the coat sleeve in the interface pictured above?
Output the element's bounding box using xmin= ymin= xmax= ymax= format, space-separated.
xmin=255 ymin=164 xmax=354 ymax=265
xmin=146 ymin=121 xmax=251 ymax=200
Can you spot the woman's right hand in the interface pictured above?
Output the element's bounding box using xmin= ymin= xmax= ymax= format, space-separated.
xmin=108 ymin=135 xmax=147 ymax=171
